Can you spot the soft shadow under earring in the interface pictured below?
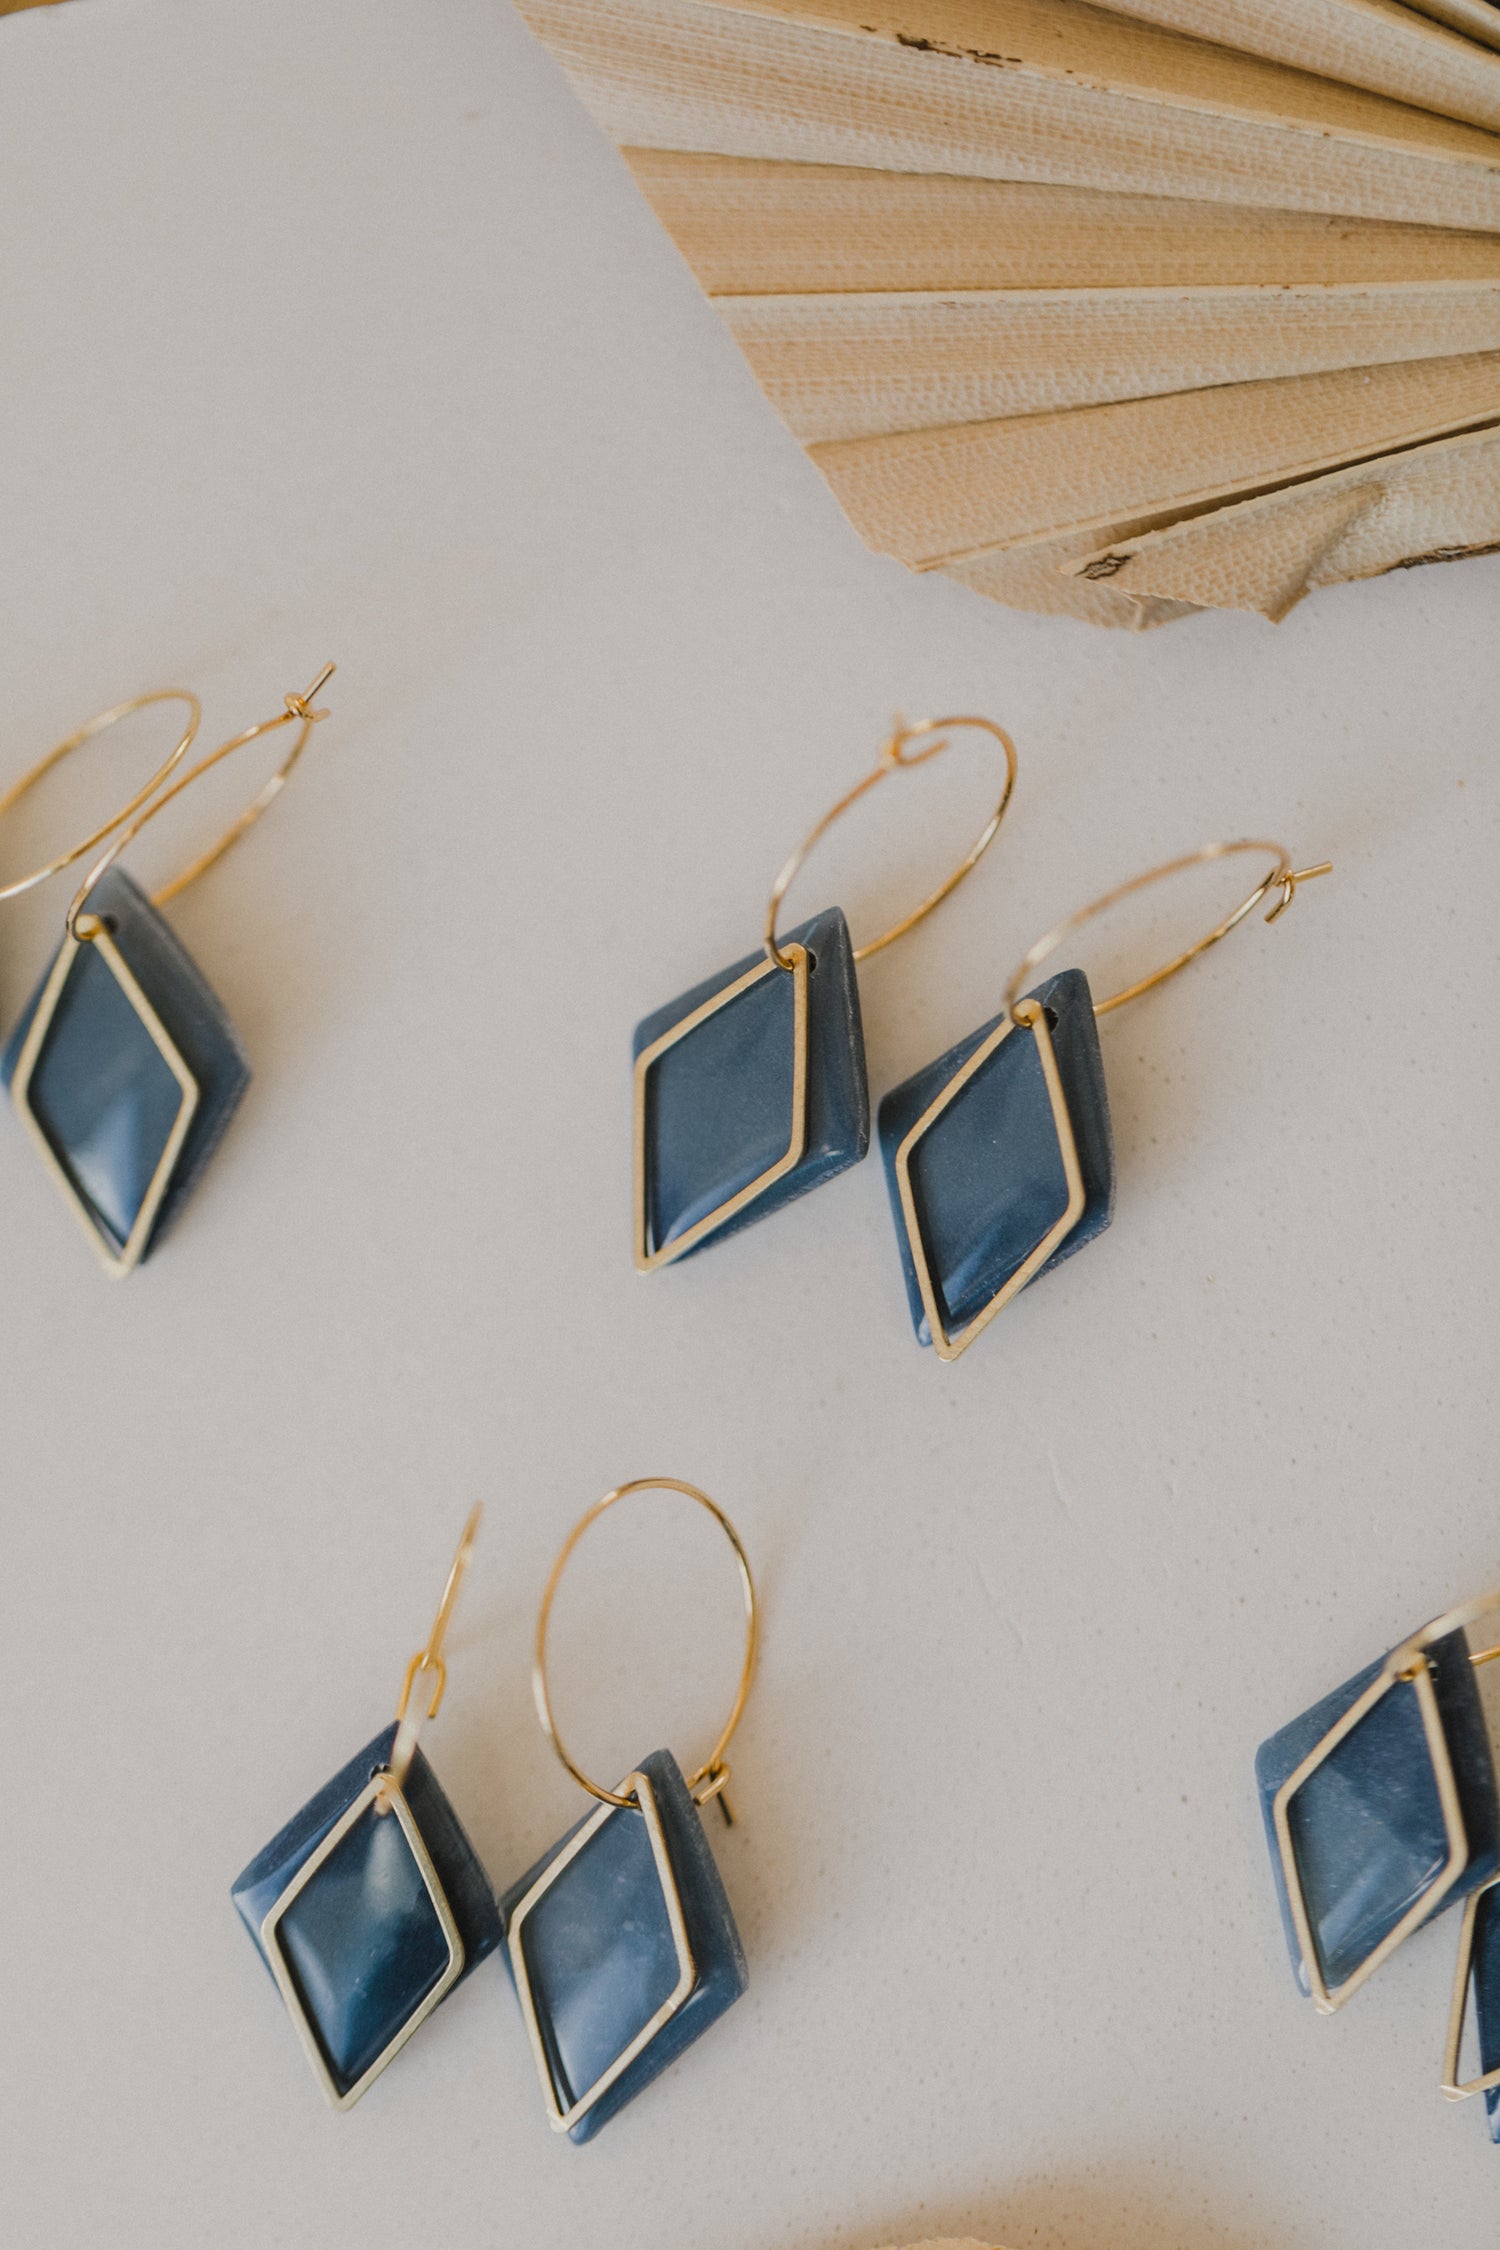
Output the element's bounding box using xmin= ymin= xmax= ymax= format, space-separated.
xmin=231 ymin=1506 xmax=502 ymax=2110
xmin=632 ymin=714 xmax=1017 ymax=1270
xmin=879 ymin=837 xmax=1331 ymax=1360
xmin=501 ymin=1477 xmax=759 ymax=2142
xmin=1 ymin=666 xmax=335 ymax=1275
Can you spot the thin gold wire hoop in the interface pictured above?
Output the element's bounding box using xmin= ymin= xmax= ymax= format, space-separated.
xmin=376 ymin=1502 xmax=484 ymax=1811
xmin=1003 ymin=839 xmax=1333 ymax=1023
xmin=764 ymin=714 xmax=1018 ymax=972
xmin=533 ymin=1477 xmax=759 ymax=1814
xmin=65 ymin=664 xmax=334 ymax=943
xmin=0 ymin=689 xmax=201 ymax=904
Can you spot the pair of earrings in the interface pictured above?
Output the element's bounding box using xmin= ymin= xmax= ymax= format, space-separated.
xmin=631 ymin=714 xmax=1331 ymax=1359
xmin=232 ymin=1480 xmax=758 ymax=2140
xmin=0 ymin=668 xmax=332 ymax=1273
xmin=1257 ymin=1582 xmax=1500 ymax=2138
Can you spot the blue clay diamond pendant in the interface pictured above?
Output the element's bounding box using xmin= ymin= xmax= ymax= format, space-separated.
xmin=2 ymin=868 xmax=250 ymax=1275
xmin=232 ymin=1722 xmax=502 ymax=2109
xmin=1256 ymin=1623 xmax=1500 ymax=2012
xmin=501 ymin=1748 xmax=747 ymax=2141
xmin=632 ymin=906 xmax=868 ymax=1268
xmin=878 ymin=967 xmax=1115 ymax=1359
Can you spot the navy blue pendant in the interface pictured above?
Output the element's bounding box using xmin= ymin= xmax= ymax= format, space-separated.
xmin=878 ymin=967 xmax=1114 ymax=1357
xmin=501 ymin=1748 xmax=747 ymax=2142
xmin=632 ymin=906 xmax=868 ymax=1268
xmin=232 ymin=1722 xmax=502 ymax=2108
xmin=1255 ymin=1628 xmax=1500 ymax=2009
xmin=2 ymin=868 xmax=249 ymax=1275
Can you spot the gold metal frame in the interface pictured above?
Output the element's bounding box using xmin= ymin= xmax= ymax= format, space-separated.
xmin=1272 ymin=1585 xmax=1500 ymax=2015
xmin=764 ymin=713 xmax=1017 ymax=971
xmin=1273 ymin=1658 xmax=1468 ymax=2016
xmin=892 ymin=997 xmax=1084 ymax=1363
xmin=533 ymin=1477 xmax=758 ymax=1819
xmin=1442 ymin=1874 xmax=1500 ymax=2102
xmin=632 ymin=943 xmax=808 ymax=1271
xmin=9 ymin=921 xmax=200 ymax=1278
xmin=506 ymin=1765 xmax=697 ymax=2134
xmin=259 ymin=1772 xmax=465 ymax=2112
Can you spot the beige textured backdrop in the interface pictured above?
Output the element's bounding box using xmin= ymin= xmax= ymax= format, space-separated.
xmin=1 ymin=4 xmax=1499 ymax=2248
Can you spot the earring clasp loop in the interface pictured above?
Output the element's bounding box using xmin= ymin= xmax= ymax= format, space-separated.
xmin=764 ymin=713 xmax=1017 ymax=972
xmin=533 ymin=1477 xmax=758 ymax=1824
xmin=378 ymin=1501 xmax=484 ymax=1811
xmin=0 ymin=689 xmax=201 ymax=903
xmin=1003 ymin=838 xmax=1332 ymax=1023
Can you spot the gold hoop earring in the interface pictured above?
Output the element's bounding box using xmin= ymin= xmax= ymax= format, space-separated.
xmin=1255 ymin=1577 xmax=1500 ymax=2142
xmin=2 ymin=664 xmax=335 ymax=1277
xmin=881 ymin=837 xmax=1332 ymax=1362
xmin=0 ymin=688 xmax=201 ymax=901
xmin=503 ymin=1477 xmax=759 ymax=2143
xmin=232 ymin=1506 xmax=502 ymax=2111
xmin=632 ymin=713 xmax=1017 ymax=1271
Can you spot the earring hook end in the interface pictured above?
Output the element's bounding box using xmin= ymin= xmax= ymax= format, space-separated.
xmin=1265 ymin=859 xmax=1333 ymax=924
xmin=284 ymin=661 xmax=337 ymax=723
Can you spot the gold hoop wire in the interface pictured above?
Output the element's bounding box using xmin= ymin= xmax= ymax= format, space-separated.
xmin=1003 ymin=839 xmax=1333 ymax=1023
xmin=378 ymin=1503 xmax=484 ymax=1811
xmin=65 ymin=665 xmax=334 ymax=943
xmin=764 ymin=714 xmax=1018 ymax=972
xmin=533 ymin=1477 xmax=759 ymax=1813
xmin=0 ymin=689 xmax=201 ymax=904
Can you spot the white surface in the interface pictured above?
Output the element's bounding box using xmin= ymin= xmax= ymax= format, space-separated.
xmin=1 ymin=4 xmax=1499 ymax=2246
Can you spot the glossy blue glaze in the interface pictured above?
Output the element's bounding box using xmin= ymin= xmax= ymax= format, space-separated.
xmin=877 ymin=968 xmax=1114 ymax=1346
xmin=2 ymin=869 xmax=250 ymax=1261
xmin=501 ymin=1748 xmax=747 ymax=2143
xmin=632 ymin=906 xmax=868 ymax=1259
xmin=232 ymin=1723 xmax=502 ymax=2101
xmin=1468 ymin=1883 xmax=1500 ymax=2140
xmin=277 ymin=1799 xmax=452 ymax=2093
xmin=1255 ymin=1628 xmax=1500 ymax=1999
